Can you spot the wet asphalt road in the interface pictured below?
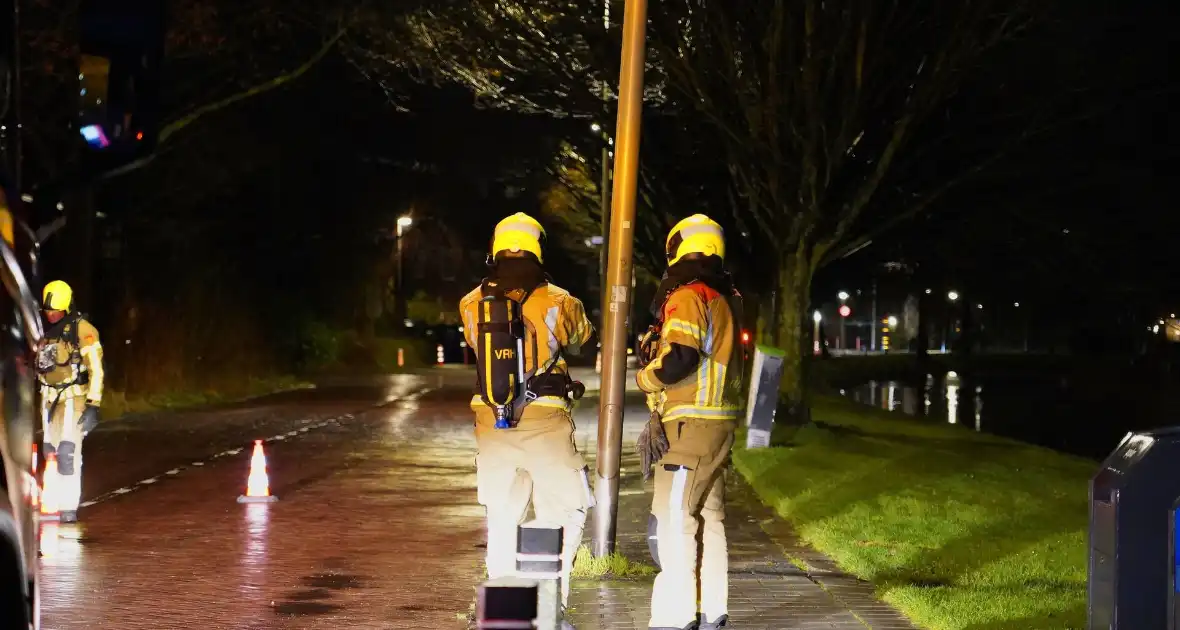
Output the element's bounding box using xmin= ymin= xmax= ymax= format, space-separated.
xmin=39 ymin=371 xmax=488 ymax=630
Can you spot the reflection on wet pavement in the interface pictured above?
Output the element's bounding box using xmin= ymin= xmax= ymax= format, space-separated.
xmin=40 ymin=378 xmax=485 ymax=629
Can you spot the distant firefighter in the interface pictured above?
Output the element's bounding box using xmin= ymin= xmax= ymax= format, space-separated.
xmin=36 ymin=280 xmax=104 ymax=523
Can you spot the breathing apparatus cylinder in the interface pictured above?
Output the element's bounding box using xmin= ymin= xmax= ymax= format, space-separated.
xmin=475 ymin=291 xmax=528 ymax=429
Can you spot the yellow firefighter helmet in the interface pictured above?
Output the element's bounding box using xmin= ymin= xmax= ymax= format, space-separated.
xmin=665 ymin=214 xmax=725 ymax=265
xmin=491 ymin=212 xmax=547 ymax=263
xmin=42 ymin=280 xmax=73 ymax=312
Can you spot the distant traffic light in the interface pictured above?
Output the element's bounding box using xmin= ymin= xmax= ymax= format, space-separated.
xmin=741 ymin=329 xmax=751 ymax=345
xmin=839 ymin=305 xmax=851 ymax=318
xmin=77 ymin=0 xmax=166 ymax=164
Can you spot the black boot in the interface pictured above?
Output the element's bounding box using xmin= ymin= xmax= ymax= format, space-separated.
xmin=701 ymin=614 xmax=729 ymax=629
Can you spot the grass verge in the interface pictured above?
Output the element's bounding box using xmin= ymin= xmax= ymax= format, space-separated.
xmin=101 ymin=375 xmax=313 ymax=420
xmin=570 ymin=545 xmax=656 ymax=580
xmin=732 ymin=396 xmax=1092 ymax=630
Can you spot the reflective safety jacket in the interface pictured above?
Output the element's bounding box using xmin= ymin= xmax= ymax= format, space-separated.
xmin=460 ymin=282 xmax=594 ymax=413
xmin=36 ymin=315 xmax=105 ymax=404
xmin=636 ymin=282 xmax=744 ymax=423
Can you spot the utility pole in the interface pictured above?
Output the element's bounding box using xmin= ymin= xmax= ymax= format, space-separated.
xmin=598 ymin=142 xmax=611 ymax=327
xmin=596 ymin=0 xmax=612 ymax=348
xmin=870 ymin=280 xmax=878 ymax=352
xmin=592 ymin=0 xmax=648 ymax=557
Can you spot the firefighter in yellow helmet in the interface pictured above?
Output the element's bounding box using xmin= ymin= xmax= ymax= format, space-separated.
xmin=36 ymin=280 xmax=104 ymax=524
xmin=636 ymin=214 xmax=744 ymax=630
xmin=460 ymin=212 xmax=595 ymax=610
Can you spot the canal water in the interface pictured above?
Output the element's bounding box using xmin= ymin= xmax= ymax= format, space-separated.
xmin=842 ymin=370 xmax=1180 ymax=460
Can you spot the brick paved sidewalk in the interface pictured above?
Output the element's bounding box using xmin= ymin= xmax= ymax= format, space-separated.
xmin=567 ymin=394 xmax=918 ymax=630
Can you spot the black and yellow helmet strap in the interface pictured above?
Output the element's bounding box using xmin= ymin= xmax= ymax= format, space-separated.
xmin=44 ymin=291 xmax=71 ymax=312
xmin=665 ymin=231 xmax=684 ymax=262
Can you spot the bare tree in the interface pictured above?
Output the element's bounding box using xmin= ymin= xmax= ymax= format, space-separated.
xmin=354 ymin=0 xmax=1061 ymax=414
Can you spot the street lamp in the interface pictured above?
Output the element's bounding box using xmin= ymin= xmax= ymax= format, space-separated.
xmin=812 ymin=310 xmax=823 ymax=356
xmin=887 ymin=315 xmax=898 ymax=328
xmin=836 ymin=292 xmax=850 ymax=349
xmin=395 ymin=215 xmax=414 ymax=325
xmin=947 ymin=290 xmax=960 ymax=302
xmin=591 ymin=122 xmax=602 ymax=133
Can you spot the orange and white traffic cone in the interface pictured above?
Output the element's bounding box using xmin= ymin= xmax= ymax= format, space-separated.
xmin=237 ymin=440 xmax=278 ymax=503
xmin=39 ymin=452 xmax=61 ymax=521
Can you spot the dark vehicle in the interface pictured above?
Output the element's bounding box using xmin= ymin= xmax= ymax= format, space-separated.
xmin=0 ymin=177 xmax=44 ymax=629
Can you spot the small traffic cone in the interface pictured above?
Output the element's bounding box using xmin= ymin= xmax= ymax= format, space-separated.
xmin=237 ymin=440 xmax=278 ymax=503
xmin=39 ymin=452 xmax=61 ymax=521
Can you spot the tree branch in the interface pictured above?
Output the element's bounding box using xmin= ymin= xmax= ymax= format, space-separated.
xmin=98 ymin=27 xmax=347 ymax=181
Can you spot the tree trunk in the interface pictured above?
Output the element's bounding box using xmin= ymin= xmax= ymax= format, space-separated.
xmin=773 ymin=249 xmax=814 ymax=426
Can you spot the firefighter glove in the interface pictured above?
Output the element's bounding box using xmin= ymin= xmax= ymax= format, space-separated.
xmin=636 ymin=410 xmax=670 ymax=482
xmin=79 ymin=403 xmax=100 ymax=436
xmin=638 ymin=325 xmax=660 ymax=368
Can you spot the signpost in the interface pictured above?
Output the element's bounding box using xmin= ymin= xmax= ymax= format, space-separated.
xmin=744 ymin=345 xmax=786 ymax=449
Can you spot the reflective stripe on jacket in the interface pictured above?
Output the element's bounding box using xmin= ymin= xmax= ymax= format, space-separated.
xmin=636 ymin=282 xmax=744 ymax=422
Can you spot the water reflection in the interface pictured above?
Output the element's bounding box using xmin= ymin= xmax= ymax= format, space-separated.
xmin=39 ymin=520 xmax=85 ymax=604
xmin=240 ymin=502 xmax=270 ymax=599
xmin=849 ymin=372 xmax=984 ymax=432
xmin=842 ymin=366 xmax=1180 ymax=460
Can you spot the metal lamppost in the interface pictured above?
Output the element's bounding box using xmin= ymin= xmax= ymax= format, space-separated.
xmin=592 ymin=0 xmax=649 ymax=557
xmin=837 ymin=291 xmax=849 ymax=350
xmin=944 ymin=290 xmax=960 ymax=352
xmin=812 ymin=310 xmax=823 ymax=355
xmin=394 ymin=215 xmax=413 ymax=326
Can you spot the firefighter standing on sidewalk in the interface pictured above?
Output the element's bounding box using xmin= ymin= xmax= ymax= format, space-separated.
xmin=460 ymin=212 xmax=595 ymax=609
xmin=36 ymin=280 xmax=103 ymax=524
xmin=636 ymin=214 xmax=744 ymax=630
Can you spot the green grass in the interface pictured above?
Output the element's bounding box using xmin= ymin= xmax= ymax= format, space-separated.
xmin=102 ymin=375 xmax=313 ymax=420
xmin=733 ymin=396 xmax=1093 ymax=630
xmin=570 ymin=545 xmax=657 ymax=580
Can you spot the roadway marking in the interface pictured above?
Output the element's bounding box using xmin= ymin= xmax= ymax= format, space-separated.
xmin=72 ymin=391 xmax=426 ymax=509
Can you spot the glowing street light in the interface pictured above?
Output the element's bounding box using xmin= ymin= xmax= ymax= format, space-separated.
xmin=396 ymin=215 xmax=413 ymax=236
xmin=812 ymin=310 xmax=823 ymax=356
xmin=837 ymin=291 xmax=850 ymax=301
xmin=591 ymin=122 xmax=602 ymax=133
xmin=947 ymin=291 xmax=960 ymax=302
xmin=394 ymin=215 xmax=415 ymax=324
xmin=887 ymin=315 xmax=898 ymax=328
